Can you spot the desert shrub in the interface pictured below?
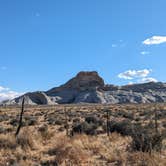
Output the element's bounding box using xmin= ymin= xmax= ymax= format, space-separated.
xmin=117 ymin=111 xmax=134 ymax=119
xmin=72 ymin=121 xmax=98 ymax=135
xmin=54 ymin=119 xmax=64 ymax=125
xmin=0 ymin=130 xmax=35 ymax=150
xmin=38 ymin=124 xmax=48 ymax=133
xmin=104 ymin=120 xmax=133 ymax=136
xmin=47 ymin=116 xmax=65 ymax=125
xmin=38 ymin=124 xmax=49 ymax=139
xmin=72 ymin=115 xmax=102 ymax=135
xmin=9 ymin=116 xmax=37 ymax=127
xmin=47 ymin=136 xmax=89 ymax=165
xmin=10 ymin=118 xmax=26 ymax=127
xmin=73 ymin=118 xmax=80 ymax=123
xmin=0 ymin=126 xmax=6 ymax=134
xmin=67 ymin=111 xmax=78 ymax=118
xmin=134 ymin=117 xmax=141 ymax=122
xmin=85 ymin=116 xmax=99 ymax=124
xmin=46 ymin=117 xmax=55 ymax=125
xmin=103 ymin=119 xmax=165 ymax=152
xmin=0 ymin=134 xmax=16 ymax=149
xmin=16 ymin=130 xmax=35 ymax=150
xmin=40 ymin=160 xmax=58 ymax=166
xmin=85 ymin=116 xmax=103 ymax=126
xmin=38 ymin=124 xmax=54 ymax=140
xmin=123 ymin=112 xmax=134 ymax=119
xmin=162 ymin=121 xmax=166 ymax=128
xmin=58 ymin=126 xmax=65 ymax=132
xmin=9 ymin=118 xmax=19 ymax=126
xmin=24 ymin=115 xmax=38 ymax=126
xmin=131 ymin=124 xmax=165 ymax=152
xmin=0 ymin=114 xmax=10 ymax=122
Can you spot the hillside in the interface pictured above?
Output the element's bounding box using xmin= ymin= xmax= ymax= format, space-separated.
xmin=2 ymin=71 xmax=166 ymax=105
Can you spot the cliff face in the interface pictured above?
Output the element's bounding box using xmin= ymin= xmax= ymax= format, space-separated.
xmin=46 ymin=71 xmax=105 ymax=104
xmin=47 ymin=71 xmax=104 ymax=93
xmin=2 ymin=71 xmax=166 ymax=105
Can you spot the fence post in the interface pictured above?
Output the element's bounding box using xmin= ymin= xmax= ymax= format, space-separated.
xmin=154 ymin=106 xmax=158 ymax=135
xmin=64 ymin=107 xmax=69 ymax=137
xmin=15 ymin=97 xmax=25 ymax=137
xmin=106 ymin=109 xmax=110 ymax=136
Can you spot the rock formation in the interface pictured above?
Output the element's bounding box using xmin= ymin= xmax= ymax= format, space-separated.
xmin=1 ymin=71 xmax=166 ymax=105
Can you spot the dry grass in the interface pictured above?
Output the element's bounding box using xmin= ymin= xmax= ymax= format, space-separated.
xmin=0 ymin=103 xmax=166 ymax=165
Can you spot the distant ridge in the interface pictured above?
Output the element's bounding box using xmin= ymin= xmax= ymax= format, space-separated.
xmin=2 ymin=71 xmax=166 ymax=105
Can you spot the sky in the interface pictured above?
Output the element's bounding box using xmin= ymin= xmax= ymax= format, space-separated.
xmin=0 ymin=0 xmax=166 ymax=101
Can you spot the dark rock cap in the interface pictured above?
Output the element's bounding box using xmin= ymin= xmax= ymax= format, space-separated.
xmin=62 ymin=71 xmax=105 ymax=90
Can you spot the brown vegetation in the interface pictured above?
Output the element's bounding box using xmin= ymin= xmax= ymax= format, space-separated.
xmin=0 ymin=103 xmax=166 ymax=165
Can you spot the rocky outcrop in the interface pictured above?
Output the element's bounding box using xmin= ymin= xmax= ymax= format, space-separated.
xmin=3 ymin=92 xmax=56 ymax=105
xmin=1 ymin=71 xmax=166 ymax=105
xmin=45 ymin=71 xmax=105 ymax=104
xmin=47 ymin=71 xmax=104 ymax=93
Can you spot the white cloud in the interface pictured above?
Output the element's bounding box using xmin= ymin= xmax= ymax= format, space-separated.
xmin=128 ymin=81 xmax=134 ymax=85
xmin=143 ymin=36 xmax=166 ymax=45
xmin=0 ymin=86 xmax=9 ymax=92
xmin=0 ymin=86 xmax=23 ymax=102
xmin=111 ymin=40 xmax=126 ymax=48
xmin=139 ymin=77 xmax=158 ymax=83
xmin=118 ymin=69 xmax=152 ymax=80
xmin=141 ymin=51 xmax=150 ymax=55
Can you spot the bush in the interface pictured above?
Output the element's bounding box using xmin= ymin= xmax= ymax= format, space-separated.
xmin=85 ymin=116 xmax=103 ymax=126
xmin=16 ymin=130 xmax=35 ymax=150
xmin=0 ymin=114 xmax=10 ymax=122
xmin=24 ymin=116 xmax=38 ymax=126
xmin=47 ymin=136 xmax=89 ymax=165
xmin=38 ymin=124 xmax=48 ymax=133
xmin=40 ymin=160 xmax=58 ymax=166
xmin=38 ymin=124 xmax=54 ymax=140
xmin=9 ymin=116 xmax=37 ymax=127
xmin=10 ymin=118 xmax=25 ymax=126
xmin=0 ymin=126 xmax=6 ymax=134
xmin=131 ymin=124 xmax=165 ymax=152
xmin=0 ymin=134 xmax=16 ymax=149
xmin=104 ymin=119 xmax=165 ymax=152
xmin=73 ymin=118 xmax=80 ymax=123
xmin=104 ymin=120 xmax=133 ymax=136
xmin=47 ymin=116 xmax=65 ymax=125
xmin=85 ymin=116 xmax=98 ymax=124
xmin=72 ymin=121 xmax=98 ymax=135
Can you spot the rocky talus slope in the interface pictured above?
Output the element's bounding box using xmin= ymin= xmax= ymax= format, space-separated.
xmin=2 ymin=71 xmax=166 ymax=105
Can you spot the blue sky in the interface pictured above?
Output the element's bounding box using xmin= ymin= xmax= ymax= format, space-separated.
xmin=0 ymin=0 xmax=166 ymax=101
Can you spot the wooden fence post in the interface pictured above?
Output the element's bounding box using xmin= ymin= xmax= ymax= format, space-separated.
xmin=106 ymin=109 xmax=110 ymax=136
xmin=154 ymin=106 xmax=158 ymax=135
xmin=15 ymin=97 xmax=25 ymax=137
xmin=64 ymin=107 xmax=69 ymax=137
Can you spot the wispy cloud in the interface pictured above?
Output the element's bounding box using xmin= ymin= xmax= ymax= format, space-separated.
xmin=140 ymin=51 xmax=150 ymax=55
xmin=118 ymin=69 xmax=158 ymax=84
xmin=111 ymin=40 xmax=126 ymax=48
xmin=139 ymin=77 xmax=158 ymax=83
xmin=118 ymin=69 xmax=152 ymax=80
xmin=128 ymin=81 xmax=134 ymax=85
xmin=0 ymin=86 xmax=23 ymax=102
xmin=143 ymin=36 xmax=166 ymax=45
xmin=0 ymin=86 xmax=9 ymax=92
